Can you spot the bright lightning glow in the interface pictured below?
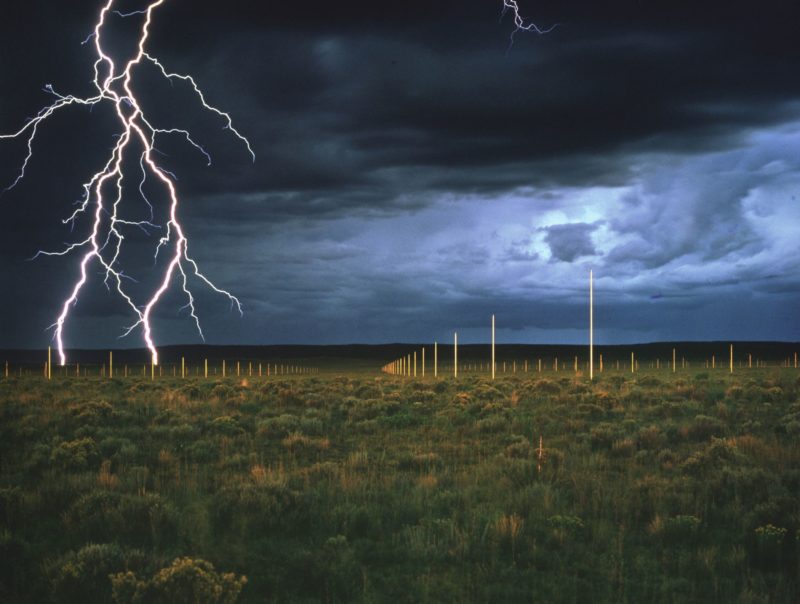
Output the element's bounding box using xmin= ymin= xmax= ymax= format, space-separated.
xmin=0 ymin=0 xmax=252 ymax=366
xmin=501 ymin=0 xmax=556 ymax=46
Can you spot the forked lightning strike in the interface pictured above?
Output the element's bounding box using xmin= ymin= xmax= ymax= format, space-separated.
xmin=1 ymin=0 xmax=546 ymax=367
xmin=501 ymin=0 xmax=556 ymax=45
xmin=0 ymin=0 xmax=253 ymax=366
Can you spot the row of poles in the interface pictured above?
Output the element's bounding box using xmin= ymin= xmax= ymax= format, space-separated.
xmin=4 ymin=267 xmax=798 ymax=381
xmin=4 ymin=349 xmax=318 ymax=381
xmin=382 ymin=272 xmax=799 ymax=379
xmin=383 ymin=341 xmax=798 ymax=379
xmin=2 ymin=345 xmax=796 ymax=382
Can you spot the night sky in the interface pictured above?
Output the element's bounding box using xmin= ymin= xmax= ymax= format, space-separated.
xmin=1 ymin=0 xmax=799 ymax=350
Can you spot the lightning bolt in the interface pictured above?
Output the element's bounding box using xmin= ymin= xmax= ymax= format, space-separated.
xmin=0 ymin=0 xmax=253 ymax=366
xmin=501 ymin=0 xmax=556 ymax=46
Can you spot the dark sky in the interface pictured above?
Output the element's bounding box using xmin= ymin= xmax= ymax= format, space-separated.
xmin=1 ymin=0 xmax=799 ymax=350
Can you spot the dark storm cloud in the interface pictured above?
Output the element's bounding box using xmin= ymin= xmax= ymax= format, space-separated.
xmin=103 ymin=0 xmax=800 ymax=205
xmin=543 ymin=223 xmax=599 ymax=262
xmin=1 ymin=0 xmax=799 ymax=348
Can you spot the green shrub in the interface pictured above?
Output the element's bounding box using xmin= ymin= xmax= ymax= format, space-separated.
xmin=111 ymin=557 xmax=246 ymax=604
xmin=50 ymin=437 xmax=100 ymax=471
xmin=576 ymin=403 xmax=605 ymax=418
xmin=476 ymin=415 xmax=507 ymax=433
xmin=47 ymin=543 xmax=142 ymax=604
xmin=687 ymin=414 xmax=726 ymax=441
xmin=663 ymin=515 xmax=701 ymax=544
xmin=504 ymin=435 xmax=532 ymax=459
xmin=256 ymin=414 xmax=299 ymax=438
xmin=187 ymin=439 xmax=218 ymax=463
xmin=610 ymin=438 xmax=636 ymax=458
xmin=547 ymin=515 xmax=584 ymax=544
xmin=210 ymin=415 xmax=244 ymax=437
xmin=590 ymin=423 xmax=617 ymax=449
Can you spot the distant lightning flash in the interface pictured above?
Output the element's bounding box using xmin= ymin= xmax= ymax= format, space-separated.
xmin=501 ymin=0 xmax=556 ymax=46
xmin=0 ymin=0 xmax=253 ymax=366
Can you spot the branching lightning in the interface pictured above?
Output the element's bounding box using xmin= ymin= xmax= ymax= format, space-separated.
xmin=0 ymin=0 xmax=253 ymax=366
xmin=501 ymin=0 xmax=556 ymax=46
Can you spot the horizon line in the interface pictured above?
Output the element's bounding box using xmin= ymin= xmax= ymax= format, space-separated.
xmin=1 ymin=338 xmax=799 ymax=353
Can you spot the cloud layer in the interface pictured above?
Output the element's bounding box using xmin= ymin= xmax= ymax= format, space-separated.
xmin=0 ymin=0 xmax=798 ymax=348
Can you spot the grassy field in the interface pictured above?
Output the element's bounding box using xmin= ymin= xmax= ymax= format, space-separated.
xmin=1 ymin=364 xmax=799 ymax=603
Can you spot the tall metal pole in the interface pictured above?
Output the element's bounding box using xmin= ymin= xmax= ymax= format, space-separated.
xmin=589 ymin=270 xmax=594 ymax=381
xmin=491 ymin=314 xmax=496 ymax=380
xmin=454 ymin=332 xmax=458 ymax=379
